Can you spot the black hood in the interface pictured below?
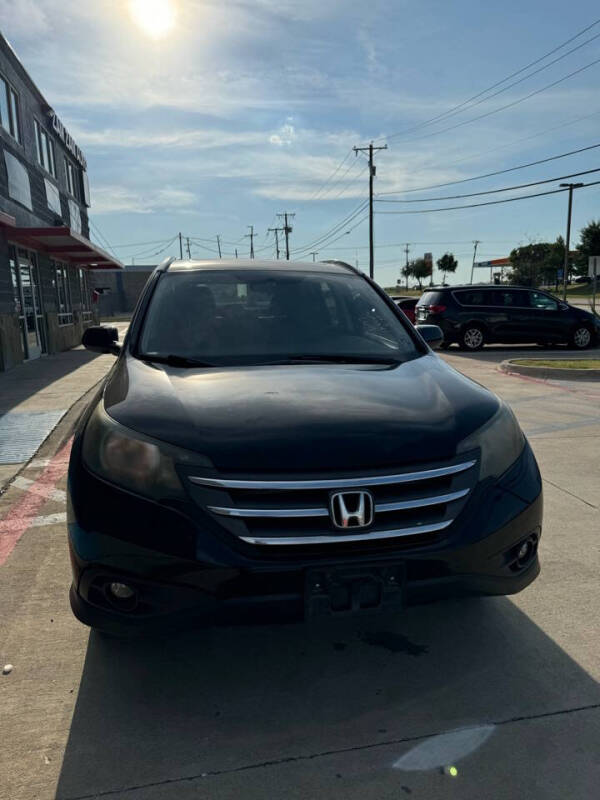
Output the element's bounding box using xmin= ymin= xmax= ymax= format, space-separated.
xmin=104 ymin=353 xmax=499 ymax=472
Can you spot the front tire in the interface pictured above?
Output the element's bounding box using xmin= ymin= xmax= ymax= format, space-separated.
xmin=460 ymin=325 xmax=485 ymax=351
xmin=570 ymin=325 xmax=592 ymax=350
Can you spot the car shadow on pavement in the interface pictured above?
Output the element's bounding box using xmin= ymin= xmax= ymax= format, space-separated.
xmin=54 ymin=596 xmax=600 ymax=799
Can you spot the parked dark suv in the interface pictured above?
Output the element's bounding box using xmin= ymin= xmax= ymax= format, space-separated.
xmin=69 ymin=260 xmax=542 ymax=635
xmin=416 ymin=285 xmax=600 ymax=350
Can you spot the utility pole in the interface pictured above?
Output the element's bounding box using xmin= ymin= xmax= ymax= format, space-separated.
xmin=559 ymin=182 xmax=584 ymax=300
xmin=469 ymin=240 xmax=480 ymax=284
xmin=310 ymin=251 xmax=319 ymax=262
xmin=235 ymin=248 xmax=238 ymax=259
xmin=245 ymin=225 xmax=255 ymax=259
xmin=185 ymin=237 xmax=191 ymax=259
xmin=353 ymin=142 xmax=388 ymax=280
xmin=216 ymin=235 xmax=222 ymax=258
xmin=268 ymin=226 xmax=284 ymax=259
xmin=178 ymin=232 xmax=183 ymax=259
xmin=404 ymin=243 xmax=410 ymax=289
xmin=277 ymin=213 xmax=295 ymax=260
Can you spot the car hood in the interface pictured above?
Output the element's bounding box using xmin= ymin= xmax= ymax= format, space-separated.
xmin=104 ymin=353 xmax=499 ymax=472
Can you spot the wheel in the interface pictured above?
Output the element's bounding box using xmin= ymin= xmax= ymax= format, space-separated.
xmin=459 ymin=325 xmax=485 ymax=351
xmin=570 ymin=325 xmax=592 ymax=350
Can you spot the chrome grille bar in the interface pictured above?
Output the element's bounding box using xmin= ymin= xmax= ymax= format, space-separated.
xmin=207 ymin=487 xmax=470 ymax=519
xmin=238 ymin=520 xmax=453 ymax=546
xmin=208 ymin=506 xmax=329 ymax=519
xmin=191 ymin=460 xmax=476 ymax=490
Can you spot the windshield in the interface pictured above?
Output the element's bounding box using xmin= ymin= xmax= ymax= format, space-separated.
xmin=138 ymin=269 xmax=419 ymax=366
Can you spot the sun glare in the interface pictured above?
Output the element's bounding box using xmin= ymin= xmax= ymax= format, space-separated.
xmin=129 ymin=0 xmax=176 ymax=39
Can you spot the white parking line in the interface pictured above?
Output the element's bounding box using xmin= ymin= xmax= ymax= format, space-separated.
xmin=12 ymin=476 xmax=66 ymax=503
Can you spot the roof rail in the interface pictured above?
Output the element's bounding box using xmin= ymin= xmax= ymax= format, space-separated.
xmin=156 ymin=256 xmax=177 ymax=272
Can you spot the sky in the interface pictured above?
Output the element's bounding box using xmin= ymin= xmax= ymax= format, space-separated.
xmin=1 ymin=0 xmax=599 ymax=286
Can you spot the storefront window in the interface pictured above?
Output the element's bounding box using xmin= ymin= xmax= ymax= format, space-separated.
xmin=53 ymin=262 xmax=73 ymax=325
xmin=78 ymin=268 xmax=92 ymax=321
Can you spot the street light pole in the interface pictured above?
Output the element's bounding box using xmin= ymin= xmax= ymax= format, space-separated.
xmin=559 ymin=182 xmax=584 ymax=301
xmin=469 ymin=240 xmax=480 ymax=284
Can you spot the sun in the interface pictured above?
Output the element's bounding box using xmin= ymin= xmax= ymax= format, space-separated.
xmin=129 ymin=0 xmax=176 ymax=39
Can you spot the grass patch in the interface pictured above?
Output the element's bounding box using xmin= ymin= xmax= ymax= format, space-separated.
xmin=512 ymin=359 xmax=600 ymax=370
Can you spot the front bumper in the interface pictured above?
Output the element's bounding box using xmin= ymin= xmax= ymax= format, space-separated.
xmin=67 ymin=442 xmax=543 ymax=635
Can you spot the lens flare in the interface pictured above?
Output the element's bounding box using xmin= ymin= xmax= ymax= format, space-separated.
xmin=129 ymin=0 xmax=176 ymax=39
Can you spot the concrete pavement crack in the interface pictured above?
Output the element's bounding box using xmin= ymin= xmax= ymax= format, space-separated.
xmin=58 ymin=701 xmax=600 ymax=799
xmin=542 ymin=478 xmax=598 ymax=509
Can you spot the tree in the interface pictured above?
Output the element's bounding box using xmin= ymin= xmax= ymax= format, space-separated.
xmin=574 ymin=220 xmax=600 ymax=276
xmin=411 ymin=258 xmax=432 ymax=289
xmin=436 ymin=252 xmax=458 ymax=284
xmin=509 ymin=239 xmax=566 ymax=287
xmin=400 ymin=264 xmax=413 ymax=289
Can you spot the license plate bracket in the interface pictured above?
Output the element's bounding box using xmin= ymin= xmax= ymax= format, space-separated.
xmin=305 ymin=563 xmax=405 ymax=619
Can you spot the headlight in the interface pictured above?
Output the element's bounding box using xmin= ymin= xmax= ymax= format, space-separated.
xmin=457 ymin=401 xmax=525 ymax=480
xmin=82 ymin=402 xmax=211 ymax=499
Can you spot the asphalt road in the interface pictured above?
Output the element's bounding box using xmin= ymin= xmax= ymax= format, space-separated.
xmin=1 ymin=346 xmax=599 ymax=800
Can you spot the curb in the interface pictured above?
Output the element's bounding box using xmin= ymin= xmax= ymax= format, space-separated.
xmin=500 ymin=359 xmax=600 ymax=381
xmin=0 ymin=379 xmax=103 ymax=495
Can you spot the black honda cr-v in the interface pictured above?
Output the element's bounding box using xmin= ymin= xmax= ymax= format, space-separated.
xmin=416 ymin=284 xmax=600 ymax=350
xmin=69 ymin=259 xmax=542 ymax=634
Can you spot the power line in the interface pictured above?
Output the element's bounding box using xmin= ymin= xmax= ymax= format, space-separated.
xmin=375 ymin=18 xmax=600 ymax=143
xmin=291 ymin=200 xmax=368 ymax=254
xmin=396 ymin=56 xmax=600 ymax=145
xmin=376 ymin=166 xmax=600 ymax=203
xmin=294 ymin=214 xmax=369 ymax=257
xmin=89 ymin=220 xmax=118 ymax=258
xmin=306 ymin=149 xmax=354 ymax=202
xmin=314 ymin=159 xmax=367 ymax=201
xmin=318 ymin=239 xmax=515 ymax=250
xmin=376 ymin=179 xmax=600 ymax=214
xmin=129 ymin=235 xmax=179 ymax=261
xmin=106 ymin=237 xmax=174 ymax=249
xmin=378 ymin=142 xmax=600 ymax=196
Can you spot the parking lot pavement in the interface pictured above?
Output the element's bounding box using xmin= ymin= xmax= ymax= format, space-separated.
xmin=0 ymin=347 xmax=599 ymax=800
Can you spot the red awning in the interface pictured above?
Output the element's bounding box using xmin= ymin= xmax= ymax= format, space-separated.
xmin=0 ymin=211 xmax=123 ymax=270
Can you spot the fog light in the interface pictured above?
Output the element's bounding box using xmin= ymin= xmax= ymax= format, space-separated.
xmin=517 ymin=542 xmax=531 ymax=561
xmin=109 ymin=582 xmax=135 ymax=600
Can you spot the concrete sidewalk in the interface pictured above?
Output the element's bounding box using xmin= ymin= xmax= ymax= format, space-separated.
xmin=0 ymin=325 xmax=127 ymax=489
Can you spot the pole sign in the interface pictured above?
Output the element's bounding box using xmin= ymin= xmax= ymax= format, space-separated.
xmin=47 ymin=109 xmax=87 ymax=170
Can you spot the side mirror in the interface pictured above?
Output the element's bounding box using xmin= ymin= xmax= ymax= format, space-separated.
xmin=82 ymin=325 xmax=120 ymax=355
xmin=559 ymin=302 xmax=569 ymax=311
xmin=416 ymin=324 xmax=444 ymax=350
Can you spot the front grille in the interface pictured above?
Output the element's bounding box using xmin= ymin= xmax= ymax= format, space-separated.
xmin=185 ymin=455 xmax=478 ymax=549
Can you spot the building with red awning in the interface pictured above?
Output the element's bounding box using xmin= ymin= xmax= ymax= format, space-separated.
xmin=0 ymin=32 xmax=122 ymax=371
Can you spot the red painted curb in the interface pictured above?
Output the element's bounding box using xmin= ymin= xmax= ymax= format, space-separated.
xmin=0 ymin=439 xmax=72 ymax=566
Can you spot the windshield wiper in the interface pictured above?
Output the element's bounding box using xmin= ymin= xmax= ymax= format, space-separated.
xmin=282 ymin=354 xmax=402 ymax=365
xmin=139 ymin=353 xmax=215 ymax=368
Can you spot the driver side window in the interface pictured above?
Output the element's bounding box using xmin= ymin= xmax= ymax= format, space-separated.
xmin=529 ymin=291 xmax=558 ymax=311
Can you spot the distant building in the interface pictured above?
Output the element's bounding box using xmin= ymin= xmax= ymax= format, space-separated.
xmin=0 ymin=32 xmax=121 ymax=371
xmin=89 ymin=264 xmax=155 ymax=318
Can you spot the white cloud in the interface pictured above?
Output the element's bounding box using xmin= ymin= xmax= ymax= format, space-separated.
xmin=92 ymin=185 xmax=196 ymax=215
xmin=269 ymin=123 xmax=296 ymax=146
xmin=0 ymin=0 xmax=50 ymax=38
